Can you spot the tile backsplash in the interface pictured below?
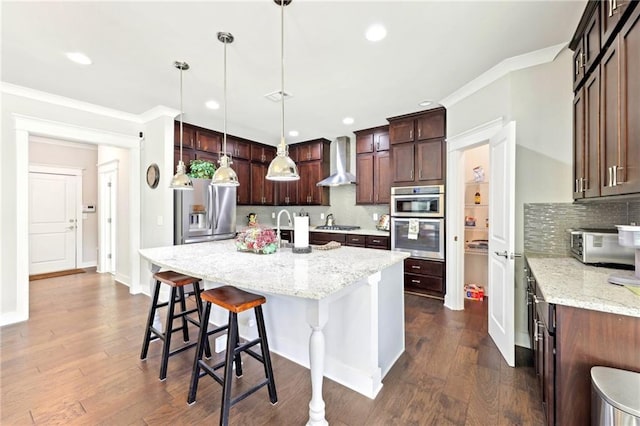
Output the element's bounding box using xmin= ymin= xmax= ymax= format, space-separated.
xmin=524 ymin=201 xmax=640 ymax=255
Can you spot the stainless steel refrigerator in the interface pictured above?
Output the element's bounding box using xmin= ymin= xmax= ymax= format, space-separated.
xmin=174 ymin=178 xmax=237 ymax=244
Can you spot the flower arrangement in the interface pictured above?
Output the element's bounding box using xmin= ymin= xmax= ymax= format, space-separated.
xmin=236 ymin=227 xmax=278 ymax=254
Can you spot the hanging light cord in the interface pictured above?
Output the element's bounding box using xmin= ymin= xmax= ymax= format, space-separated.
xmin=280 ymin=0 xmax=285 ymax=147
xmin=223 ymin=38 xmax=228 ymax=156
xmin=179 ymin=66 xmax=184 ymax=162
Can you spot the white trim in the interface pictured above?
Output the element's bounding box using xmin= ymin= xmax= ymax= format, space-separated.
xmin=2 ymin=83 xmax=180 ymax=124
xmin=30 ymin=135 xmax=98 ymax=151
xmin=97 ymin=159 xmax=120 ymax=171
xmin=29 ymin=164 xmax=83 ymax=175
xmin=439 ymin=42 xmax=567 ymax=109
xmin=7 ymin=114 xmax=141 ymax=326
xmin=98 ymin=161 xmax=118 ymax=275
xmin=80 ymin=261 xmax=97 ymax=269
xmin=445 ymin=118 xmax=505 ymax=312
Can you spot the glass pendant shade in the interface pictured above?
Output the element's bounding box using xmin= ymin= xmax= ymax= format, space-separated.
xmin=170 ymin=61 xmax=193 ymax=191
xmin=211 ymin=32 xmax=240 ymax=187
xmin=266 ymin=0 xmax=299 ymax=182
xmin=211 ymin=154 xmax=239 ymax=186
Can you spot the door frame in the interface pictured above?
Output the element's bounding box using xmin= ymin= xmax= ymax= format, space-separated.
xmin=11 ymin=114 xmax=140 ymax=324
xmin=445 ymin=117 xmax=505 ymax=310
xmin=28 ymin=164 xmax=84 ymax=271
xmin=98 ymin=160 xmax=118 ymax=274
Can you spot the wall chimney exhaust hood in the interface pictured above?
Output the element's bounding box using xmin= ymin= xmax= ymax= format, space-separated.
xmin=316 ymin=136 xmax=356 ymax=186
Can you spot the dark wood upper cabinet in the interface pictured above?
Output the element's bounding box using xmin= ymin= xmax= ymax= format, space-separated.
xmin=601 ymin=0 xmax=636 ymax=47
xmin=355 ymin=126 xmax=391 ymax=204
xmin=416 ymin=138 xmax=445 ymax=184
xmin=251 ymin=144 xmax=276 ymax=163
xmin=250 ymin=162 xmax=274 ymax=205
xmin=196 ymin=130 xmax=221 ymax=154
xmin=298 ymin=161 xmax=330 ymax=205
xmin=571 ymin=2 xmax=601 ymax=92
xmin=416 ymin=111 xmax=446 ymax=141
xmin=573 ymin=88 xmax=585 ymax=199
xmin=391 ymin=143 xmax=415 ymax=183
xmin=234 ymin=159 xmax=251 ymax=205
xmin=389 ymin=119 xmax=414 ymax=145
xmin=296 ymin=140 xmax=326 ymax=162
xmin=174 ymin=121 xmax=195 ymax=149
xmin=225 ymin=136 xmax=251 ymax=160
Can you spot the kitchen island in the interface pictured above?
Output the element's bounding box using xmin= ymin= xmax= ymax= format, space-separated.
xmin=139 ymin=239 xmax=409 ymax=426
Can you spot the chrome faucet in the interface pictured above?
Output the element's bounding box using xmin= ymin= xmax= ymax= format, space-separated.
xmin=276 ymin=209 xmax=292 ymax=248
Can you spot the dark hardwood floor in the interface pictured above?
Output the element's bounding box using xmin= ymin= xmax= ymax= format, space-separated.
xmin=1 ymin=270 xmax=544 ymax=425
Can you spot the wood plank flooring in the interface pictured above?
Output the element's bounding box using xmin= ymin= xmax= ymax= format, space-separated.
xmin=1 ymin=270 xmax=544 ymax=425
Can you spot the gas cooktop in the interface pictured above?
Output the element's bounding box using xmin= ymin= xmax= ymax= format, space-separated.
xmin=315 ymin=225 xmax=361 ymax=231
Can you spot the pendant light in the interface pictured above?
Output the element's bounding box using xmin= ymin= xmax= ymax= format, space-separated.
xmin=266 ymin=0 xmax=299 ymax=181
xmin=211 ymin=32 xmax=240 ymax=187
xmin=170 ymin=61 xmax=194 ymax=190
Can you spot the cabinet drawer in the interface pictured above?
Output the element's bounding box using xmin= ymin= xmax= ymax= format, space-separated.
xmin=366 ymin=235 xmax=389 ymax=250
xmin=345 ymin=234 xmax=366 ymax=247
xmin=280 ymin=229 xmax=293 ymax=243
xmin=309 ymin=232 xmax=345 ymax=245
xmin=404 ymin=258 xmax=444 ymax=276
xmin=404 ymin=273 xmax=444 ymax=293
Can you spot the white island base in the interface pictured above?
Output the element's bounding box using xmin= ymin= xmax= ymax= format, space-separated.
xmin=140 ymin=241 xmax=407 ymax=425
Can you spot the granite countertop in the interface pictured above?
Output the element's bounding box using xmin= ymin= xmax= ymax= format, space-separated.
xmin=526 ymin=254 xmax=640 ymax=318
xmin=139 ymin=239 xmax=408 ymax=300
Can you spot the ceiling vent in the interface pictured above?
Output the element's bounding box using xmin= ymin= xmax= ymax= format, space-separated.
xmin=264 ymin=90 xmax=293 ymax=102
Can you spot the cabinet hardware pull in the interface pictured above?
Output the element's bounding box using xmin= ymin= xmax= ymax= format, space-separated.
xmin=536 ymin=321 xmax=544 ymax=342
xmin=418 ymin=128 xmax=421 ymax=138
xmin=581 ymin=53 xmax=587 ymax=68
xmin=575 ymin=59 xmax=580 ymax=76
xmin=608 ymin=167 xmax=613 ymax=187
xmin=411 ymin=279 xmax=420 ymax=284
xmin=409 ymin=129 xmax=413 ymax=139
xmin=410 ymin=169 xmax=414 ymax=180
xmin=533 ymin=319 xmax=538 ymax=341
xmin=411 ymin=265 xmax=421 ymax=269
xmin=575 ymin=179 xmax=579 ymax=193
xmin=613 ymin=165 xmax=618 ymax=186
xmin=609 ymin=0 xmax=615 ymax=17
xmin=419 ymin=170 xmax=423 ymax=179
xmin=372 ymin=239 xmax=380 ymax=243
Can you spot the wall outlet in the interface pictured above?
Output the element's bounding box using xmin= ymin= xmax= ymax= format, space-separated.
xmin=320 ymin=213 xmax=325 ymax=220
xmin=215 ymin=335 xmax=227 ymax=353
xmin=271 ymin=212 xmax=276 ymax=219
xmin=373 ymin=213 xmax=379 ymax=221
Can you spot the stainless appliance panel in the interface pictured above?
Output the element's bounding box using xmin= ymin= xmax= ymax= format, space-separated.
xmin=390 ymin=185 xmax=444 ymax=217
xmin=174 ymin=178 xmax=236 ymax=244
xmin=570 ymin=229 xmax=634 ymax=266
xmin=391 ymin=217 xmax=444 ymax=260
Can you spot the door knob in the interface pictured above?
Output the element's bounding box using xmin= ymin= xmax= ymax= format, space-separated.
xmin=67 ymin=226 xmax=75 ymax=230
xmin=494 ymin=250 xmax=508 ymax=258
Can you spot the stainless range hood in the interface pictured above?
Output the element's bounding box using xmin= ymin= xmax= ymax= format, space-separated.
xmin=316 ymin=136 xmax=356 ymax=186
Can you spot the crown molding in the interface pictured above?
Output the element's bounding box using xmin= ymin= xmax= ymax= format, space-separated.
xmin=139 ymin=105 xmax=180 ymax=123
xmin=439 ymin=42 xmax=568 ymax=109
xmin=1 ymin=82 xmax=142 ymax=123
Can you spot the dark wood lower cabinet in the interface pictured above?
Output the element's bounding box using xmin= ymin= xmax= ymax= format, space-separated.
xmin=533 ymin=302 xmax=640 ymax=426
xmin=403 ymin=258 xmax=445 ymax=299
xmin=309 ymin=232 xmax=389 ymax=250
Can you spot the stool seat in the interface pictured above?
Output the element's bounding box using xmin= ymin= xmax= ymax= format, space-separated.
xmin=141 ymin=270 xmax=211 ymax=381
xmin=201 ymin=285 xmax=266 ymax=313
xmin=188 ymin=285 xmax=277 ymax=426
xmin=154 ymin=271 xmax=201 ymax=287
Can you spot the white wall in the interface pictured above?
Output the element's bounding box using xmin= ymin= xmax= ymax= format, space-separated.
xmin=29 ymin=138 xmax=99 ymax=267
xmin=446 ymin=48 xmax=574 ymax=346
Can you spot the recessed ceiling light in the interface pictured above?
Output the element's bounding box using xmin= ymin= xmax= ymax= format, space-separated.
xmin=205 ymin=100 xmax=220 ymax=110
xmin=289 ymin=130 xmax=299 ymax=137
xmin=365 ymin=24 xmax=387 ymax=42
xmin=342 ymin=117 xmax=354 ymax=125
xmin=65 ymin=52 xmax=92 ymax=65
xmin=419 ymin=100 xmax=433 ymax=107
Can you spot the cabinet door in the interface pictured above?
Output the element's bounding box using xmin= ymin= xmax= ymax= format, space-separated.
xmin=174 ymin=122 xmax=195 ymax=149
xmin=416 ymin=111 xmax=445 ymax=141
xmin=231 ymin=138 xmax=251 ymax=160
xmin=601 ymin=0 xmax=634 ymax=46
xmin=389 ymin=119 xmax=414 ymax=144
xmin=375 ymin=130 xmax=390 ymax=152
xmin=365 ymin=235 xmax=389 ymax=250
xmin=600 ymin=42 xmax=620 ymax=196
xmin=584 ymin=69 xmax=601 ymax=197
xmin=542 ymin=327 xmax=555 ymax=426
xmin=391 ymin=143 xmax=415 ymax=183
xmin=573 ymin=43 xmax=586 ymax=90
xmin=275 ymin=180 xmax=298 ymax=206
xmin=416 ymin=138 xmax=445 ymax=184
xmin=196 ymin=131 xmax=221 ymax=153
xmin=299 ymin=161 xmax=327 ymax=205
xmin=356 ymin=154 xmax=374 ymax=204
xmin=250 ymin=163 xmax=272 ymax=205
xmin=345 ymin=234 xmax=366 ymax=247
xmin=251 ymin=144 xmax=276 ymax=163
xmin=584 ymin=5 xmax=601 ymax=71
xmin=356 ymin=133 xmax=374 ymax=154
xmin=618 ymin=7 xmax=640 ymax=194
xmin=573 ymin=88 xmax=586 ymax=199
xmin=375 ymin=151 xmax=391 ymax=204
xmin=234 ymin=159 xmax=251 ymax=205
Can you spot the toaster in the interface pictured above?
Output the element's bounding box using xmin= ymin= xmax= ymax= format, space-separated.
xmin=570 ymin=228 xmax=635 ymax=266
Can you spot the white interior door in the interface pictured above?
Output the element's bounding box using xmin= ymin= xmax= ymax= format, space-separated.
xmin=98 ymin=161 xmax=117 ymax=274
xmin=488 ymin=122 xmax=516 ymax=367
xmin=29 ymin=173 xmax=77 ymax=274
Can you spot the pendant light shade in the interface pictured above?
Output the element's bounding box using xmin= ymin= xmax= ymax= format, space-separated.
xmin=212 ymin=32 xmax=240 ymax=187
xmin=170 ymin=61 xmax=194 ymax=190
xmin=266 ymin=0 xmax=299 ymax=181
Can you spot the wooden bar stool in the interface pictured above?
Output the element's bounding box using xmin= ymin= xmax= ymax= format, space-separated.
xmin=140 ymin=270 xmax=212 ymax=381
xmin=187 ymin=285 xmax=277 ymax=426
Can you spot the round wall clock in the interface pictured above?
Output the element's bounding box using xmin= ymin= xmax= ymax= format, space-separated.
xmin=146 ymin=163 xmax=160 ymax=189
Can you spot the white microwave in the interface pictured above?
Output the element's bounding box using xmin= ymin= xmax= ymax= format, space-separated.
xmin=390 ymin=185 xmax=445 ymax=218
xmin=391 ymin=217 xmax=445 ymax=260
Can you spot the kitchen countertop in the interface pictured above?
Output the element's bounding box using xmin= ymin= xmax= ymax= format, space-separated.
xmin=139 ymin=239 xmax=407 ymax=300
xmin=526 ymin=254 xmax=640 ymax=318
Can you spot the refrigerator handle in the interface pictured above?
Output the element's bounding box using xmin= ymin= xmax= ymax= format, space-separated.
xmin=213 ymin=186 xmax=220 ymax=231
xmin=206 ymin=186 xmax=213 ymax=230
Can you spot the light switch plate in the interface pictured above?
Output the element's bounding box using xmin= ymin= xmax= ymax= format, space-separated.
xmin=373 ymin=213 xmax=379 ymax=221
xmin=320 ymin=213 xmax=325 ymax=220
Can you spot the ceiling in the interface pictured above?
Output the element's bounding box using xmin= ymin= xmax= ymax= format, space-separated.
xmin=1 ymin=1 xmax=585 ymax=146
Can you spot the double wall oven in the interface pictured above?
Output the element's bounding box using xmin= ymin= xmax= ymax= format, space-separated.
xmin=390 ymin=185 xmax=445 ymax=260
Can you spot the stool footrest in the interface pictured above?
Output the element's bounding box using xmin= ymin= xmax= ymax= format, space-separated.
xmin=231 ymin=379 xmax=270 ymax=407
